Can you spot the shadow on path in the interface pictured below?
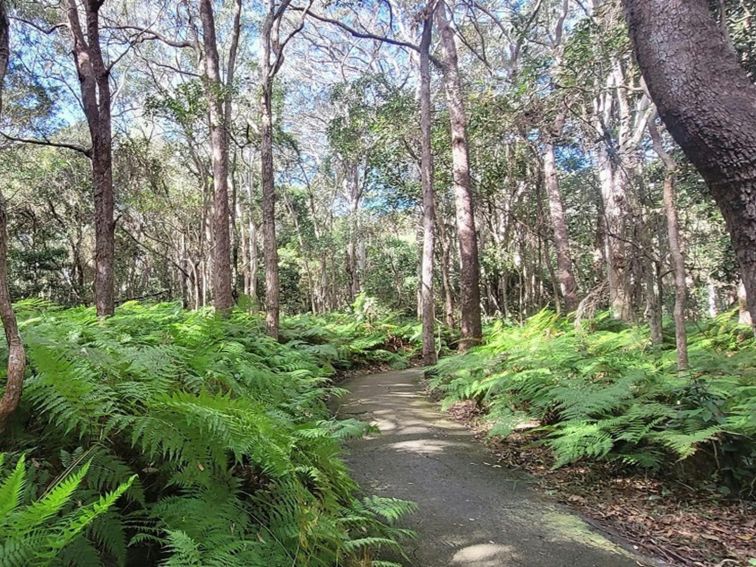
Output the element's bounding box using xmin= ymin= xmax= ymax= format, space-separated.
xmin=335 ymin=368 xmax=645 ymax=567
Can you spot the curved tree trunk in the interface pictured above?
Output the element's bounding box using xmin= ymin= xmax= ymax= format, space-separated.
xmin=623 ymin=0 xmax=756 ymax=332
xmin=0 ymin=0 xmax=26 ymax=431
xmin=436 ymin=1 xmax=482 ymax=349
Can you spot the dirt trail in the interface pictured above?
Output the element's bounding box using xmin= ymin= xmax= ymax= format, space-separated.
xmin=335 ymin=368 xmax=645 ymax=567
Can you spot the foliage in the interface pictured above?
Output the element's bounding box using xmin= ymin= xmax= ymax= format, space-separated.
xmin=281 ymin=293 xmax=425 ymax=370
xmin=430 ymin=310 xmax=756 ymax=488
xmin=0 ymin=301 xmax=416 ymax=565
xmin=0 ymin=454 xmax=135 ymax=566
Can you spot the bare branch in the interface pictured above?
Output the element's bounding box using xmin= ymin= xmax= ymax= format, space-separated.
xmin=0 ymin=132 xmax=92 ymax=157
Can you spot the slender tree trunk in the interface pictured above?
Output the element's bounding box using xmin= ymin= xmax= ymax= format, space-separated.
xmin=345 ymin=165 xmax=362 ymax=301
xmin=419 ymin=9 xmax=436 ymax=366
xmin=260 ymin=81 xmax=279 ymax=337
xmin=664 ymin=174 xmax=688 ymax=363
xmin=542 ymin=139 xmax=579 ymax=312
xmin=708 ymin=279 xmax=719 ymax=318
xmin=738 ymin=282 xmax=752 ymax=326
xmin=257 ymin=0 xmax=293 ymax=338
xmin=623 ymin=0 xmax=756 ymax=333
xmin=649 ymin=120 xmax=689 ymax=369
xmin=436 ymin=2 xmax=482 ymax=349
xmin=0 ymin=0 xmax=25 ymax=432
xmin=246 ymin=188 xmax=258 ymax=307
xmin=67 ymin=0 xmax=115 ymax=317
xmin=199 ymin=0 xmax=233 ymax=313
xmin=643 ymin=260 xmax=663 ymax=345
xmin=437 ymin=218 xmax=455 ymax=328
xmin=595 ymin=131 xmax=632 ymax=321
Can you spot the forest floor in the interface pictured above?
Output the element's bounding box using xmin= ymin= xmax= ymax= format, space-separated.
xmin=445 ymin=400 xmax=756 ymax=567
xmin=335 ymin=368 xmax=648 ymax=566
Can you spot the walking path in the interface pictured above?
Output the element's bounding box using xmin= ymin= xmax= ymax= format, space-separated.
xmin=335 ymin=368 xmax=645 ymax=567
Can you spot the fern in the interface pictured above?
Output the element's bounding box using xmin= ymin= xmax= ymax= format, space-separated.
xmin=1 ymin=302 xmax=419 ymax=565
xmin=432 ymin=310 xmax=756 ymax=483
xmin=0 ymin=454 xmax=134 ymax=566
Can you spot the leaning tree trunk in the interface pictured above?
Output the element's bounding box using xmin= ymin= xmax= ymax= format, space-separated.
xmin=0 ymin=0 xmax=26 ymax=431
xmin=199 ymin=0 xmax=234 ymax=314
xmin=623 ymin=0 xmax=756 ymax=332
xmin=67 ymin=0 xmax=115 ymax=317
xmin=419 ymin=9 xmax=436 ymax=366
xmin=436 ymin=2 xmax=482 ymax=349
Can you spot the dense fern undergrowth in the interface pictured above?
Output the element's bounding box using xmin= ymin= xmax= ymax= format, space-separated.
xmin=430 ymin=310 xmax=756 ymax=492
xmin=0 ymin=299 xmax=420 ymax=566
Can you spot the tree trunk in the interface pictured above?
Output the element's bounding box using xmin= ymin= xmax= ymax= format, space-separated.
xmin=419 ymin=9 xmax=436 ymax=366
xmin=345 ymin=164 xmax=362 ymax=301
xmin=708 ymin=279 xmax=719 ymax=318
xmin=246 ymin=180 xmax=258 ymax=307
xmin=199 ymin=0 xmax=233 ymax=314
xmin=623 ymin=0 xmax=756 ymax=332
xmin=260 ymin=81 xmax=279 ymax=337
xmin=67 ymin=0 xmax=115 ymax=317
xmin=594 ymin=125 xmax=632 ymax=320
xmin=0 ymin=0 xmax=26 ymax=432
xmin=664 ymin=173 xmax=689 ymax=365
xmin=643 ymin=260 xmax=663 ymax=345
xmin=649 ymin=120 xmax=689 ymax=369
xmin=437 ymin=218 xmax=456 ymax=328
xmin=542 ymin=140 xmax=579 ymax=312
xmin=738 ymin=282 xmax=752 ymax=326
xmin=436 ymin=2 xmax=482 ymax=349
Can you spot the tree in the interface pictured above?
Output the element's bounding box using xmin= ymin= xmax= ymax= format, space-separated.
xmin=436 ymin=0 xmax=482 ymax=348
xmin=0 ymin=0 xmax=26 ymax=431
xmin=623 ymin=0 xmax=756 ymax=332
xmin=259 ymin=0 xmax=306 ymax=338
xmin=419 ymin=4 xmax=436 ymax=365
xmin=199 ymin=0 xmax=241 ymax=314
xmin=649 ymin=118 xmax=689 ymax=370
xmin=66 ymin=0 xmax=116 ymax=317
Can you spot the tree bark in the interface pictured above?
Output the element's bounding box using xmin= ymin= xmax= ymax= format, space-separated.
xmin=738 ymin=282 xmax=752 ymax=326
xmin=0 ymin=0 xmax=26 ymax=432
xmin=260 ymin=78 xmax=279 ymax=337
xmin=246 ymin=173 xmax=258 ymax=307
xmin=199 ymin=0 xmax=234 ymax=314
xmin=437 ymin=218 xmax=456 ymax=328
xmin=436 ymin=1 xmax=482 ymax=349
xmin=259 ymin=2 xmax=279 ymax=336
xmin=623 ymin=0 xmax=756 ymax=332
xmin=419 ymin=8 xmax=436 ymax=366
xmin=67 ymin=0 xmax=115 ymax=317
xmin=649 ymin=120 xmax=689 ymax=369
xmin=345 ymin=164 xmax=362 ymax=301
xmin=643 ymin=260 xmax=663 ymax=345
xmin=542 ymin=139 xmax=579 ymax=312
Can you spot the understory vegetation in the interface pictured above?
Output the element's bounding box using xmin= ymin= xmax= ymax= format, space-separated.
xmin=430 ymin=310 xmax=756 ymax=491
xmin=0 ymin=300 xmax=418 ymax=566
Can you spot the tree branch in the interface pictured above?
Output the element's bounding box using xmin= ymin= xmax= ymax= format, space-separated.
xmin=291 ymin=6 xmax=443 ymax=68
xmin=0 ymin=132 xmax=92 ymax=157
